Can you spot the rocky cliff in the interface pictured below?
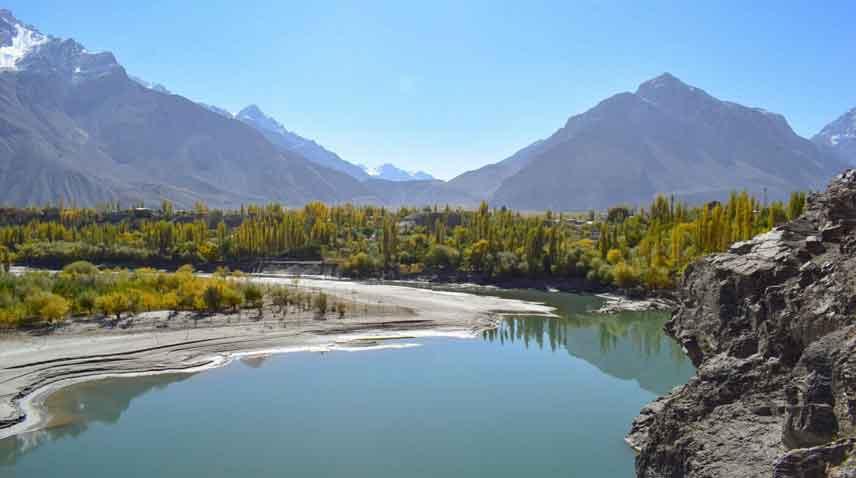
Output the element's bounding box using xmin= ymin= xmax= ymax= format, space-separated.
xmin=631 ymin=170 xmax=856 ymax=477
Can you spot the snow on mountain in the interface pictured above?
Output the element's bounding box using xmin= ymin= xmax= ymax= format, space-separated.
xmin=235 ymin=104 xmax=369 ymax=180
xmin=130 ymin=75 xmax=172 ymax=94
xmin=361 ymin=163 xmax=435 ymax=182
xmin=813 ymin=107 xmax=856 ymax=164
xmin=0 ymin=9 xmax=121 ymax=83
xmin=0 ymin=13 xmax=48 ymax=70
xmin=815 ymin=107 xmax=856 ymax=146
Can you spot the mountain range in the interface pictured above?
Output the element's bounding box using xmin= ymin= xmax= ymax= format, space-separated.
xmin=0 ymin=9 xmax=851 ymax=211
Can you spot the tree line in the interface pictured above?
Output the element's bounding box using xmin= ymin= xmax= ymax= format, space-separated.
xmin=0 ymin=191 xmax=807 ymax=295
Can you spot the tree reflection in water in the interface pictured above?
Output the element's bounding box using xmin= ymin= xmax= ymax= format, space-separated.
xmin=0 ymin=373 xmax=190 ymax=466
xmin=481 ymin=289 xmax=693 ymax=395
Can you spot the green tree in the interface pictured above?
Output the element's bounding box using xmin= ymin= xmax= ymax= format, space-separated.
xmin=202 ymin=284 xmax=224 ymax=313
xmin=96 ymin=291 xmax=131 ymax=322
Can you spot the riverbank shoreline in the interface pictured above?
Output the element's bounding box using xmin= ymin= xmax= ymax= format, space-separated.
xmin=0 ymin=276 xmax=556 ymax=441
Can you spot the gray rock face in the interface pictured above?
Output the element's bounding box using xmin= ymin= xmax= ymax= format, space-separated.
xmin=634 ymin=169 xmax=856 ymax=477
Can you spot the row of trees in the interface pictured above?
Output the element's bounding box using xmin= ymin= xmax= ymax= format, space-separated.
xmin=0 ymin=262 xmax=348 ymax=330
xmin=0 ymin=191 xmax=809 ymax=293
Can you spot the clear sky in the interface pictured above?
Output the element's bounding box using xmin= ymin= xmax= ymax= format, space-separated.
xmin=8 ymin=1 xmax=855 ymax=179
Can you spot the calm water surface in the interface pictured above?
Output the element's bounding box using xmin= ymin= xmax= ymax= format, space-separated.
xmin=1 ymin=289 xmax=693 ymax=477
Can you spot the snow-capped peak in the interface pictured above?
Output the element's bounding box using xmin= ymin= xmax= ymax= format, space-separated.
xmin=237 ymin=104 xmax=290 ymax=136
xmin=0 ymin=12 xmax=49 ymax=70
xmin=360 ymin=163 xmax=434 ymax=181
xmin=815 ymin=107 xmax=856 ymax=147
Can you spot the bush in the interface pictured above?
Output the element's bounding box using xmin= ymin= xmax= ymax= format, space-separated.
xmin=0 ymin=307 xmax=23 ymax=330
xmin=96 ymin=291 xmax=132 ymax=321
xmin=77 ymin=290 xmax=98 ymax=315
xmin=314 ymin=292 xmax=328 ymax=316
xmin=270 ymin=287 xmax=290 ymax=316
xmin=606 ymin=249 xmax=623 ymax=265
xmin=612 ymin=262 xmax=639 ymax=288
xmin=25 ymin=291 xmax=70 ymax=324
xmin=425 ymin=245 xmax=461 ymax=270
xmin=343 ymin=252 xmax=378 ymax=278
xmin=335 ymin=302 xmax=348 ymax=319
xmin=203 ymin=284 xmax=224 ymax=313
xmin=243 ymin=284 xmax=264 ymax=309
xmin=222 ymin=287 xmax=243 ymax=312
xmin=62 ymin=260 xmax=99 ymax=276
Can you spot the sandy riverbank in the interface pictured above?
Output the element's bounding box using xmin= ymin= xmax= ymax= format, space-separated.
xmin=0 ymin=275 xmax=555 ymax=440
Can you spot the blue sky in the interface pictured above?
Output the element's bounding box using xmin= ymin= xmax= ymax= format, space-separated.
xmin=8 ymin=1 xmax=855 ymax=179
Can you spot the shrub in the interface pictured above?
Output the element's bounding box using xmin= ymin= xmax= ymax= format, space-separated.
xmin=243 ymin=284 xmax=264 ymax=308
xmin=222 ymin=287 xmax=243 ymax=312
xmin=25 ymin=291 xmax=70 ymax=324
xmin=202 ymin=284 xmax=224 ymax=313
xmin=270 ymin=287 xmax=290 ymax=316
xmin=612 ymin=262 xmax=640 ymax=288
xmin=343 ymin=252 xmax=378 ymax=278
xmin=425 ymin=245 xmax=461 ymax=270
xmin=77 ymin=290 xmax=97 ymax=315
xmin=96 ymin=291 xmax=132 ymax=321
xmin=335 ymin=302 xmax=347 ymax=319
xmin=314 ymin=292 xmax=328 ymax=316
xmin=62 ymin=260 xmax=99 ymax=276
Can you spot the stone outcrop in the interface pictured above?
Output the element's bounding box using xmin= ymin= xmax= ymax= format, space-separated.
xmin=633 ymin=170 xmax=856 ymax=477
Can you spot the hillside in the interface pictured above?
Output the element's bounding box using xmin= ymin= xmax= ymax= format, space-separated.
xmin=454 ymin=74 xmax=845 ymax=210
xmin=0 ymin=10 xmax=371 ymax=209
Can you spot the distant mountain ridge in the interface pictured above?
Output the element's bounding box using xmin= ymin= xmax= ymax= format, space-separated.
xmin=0 ymin=9 xmax=373 ymax=208
xmin=0 ymin=10 xmax=847 ymax=211
xmin=361 ymin=163 xmax=434 ymax=182
xmin=234 ymin=104 xmax=370 ymax=181
xmin=455 ymin=73 xmax=845 ymax=210
xmin=129 ymin=78 xmax=436 ymax=184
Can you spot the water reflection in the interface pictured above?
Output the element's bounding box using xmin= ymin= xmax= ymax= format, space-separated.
xmin=480 ymin=289 xmax=693 ymax=395
xmin=0 ymin=289 xmax=693 ymax=472
xmin=0 ymin=373 xmax=189 ymax=466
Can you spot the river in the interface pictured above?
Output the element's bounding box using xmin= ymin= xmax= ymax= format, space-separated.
xmin=0 ymin=288 xmax=693 ymax=477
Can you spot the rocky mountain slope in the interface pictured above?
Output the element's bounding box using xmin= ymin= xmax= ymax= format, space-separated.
xmin=814 ymin=107 xmax=856 ymax=166
xmin=630 ymin=170 xmax=856 ymax=477
xmin=234 ymin=104 xmax=371 ymax=181
xmin=456 ymin=73 xmax=845 ymax=211
xmin=0 ymin=9 xmax=376 ymax=209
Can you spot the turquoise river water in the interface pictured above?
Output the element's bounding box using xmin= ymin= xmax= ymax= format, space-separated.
xmin=0 ymin=288 xmax=694 ymax=477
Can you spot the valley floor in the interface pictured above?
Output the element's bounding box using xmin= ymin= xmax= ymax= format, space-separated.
xmin=0 ymin=276 xmax=555 ymax=440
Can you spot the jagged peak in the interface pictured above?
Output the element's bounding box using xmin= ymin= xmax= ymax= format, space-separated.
xmin=0 ymin=9 xmax=49 ymax=70
xmin=236 ymin=104 xmax=294 ymax=138
xmin=815 ymin=107 xmax=856 ymax=146
xmin=635 ymin=72 xmax=713 ymax=104
xmin=639 ymin=72 xmax=684 ymax=88
xmin=237 ymin=104 xmax=265 ymax=119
